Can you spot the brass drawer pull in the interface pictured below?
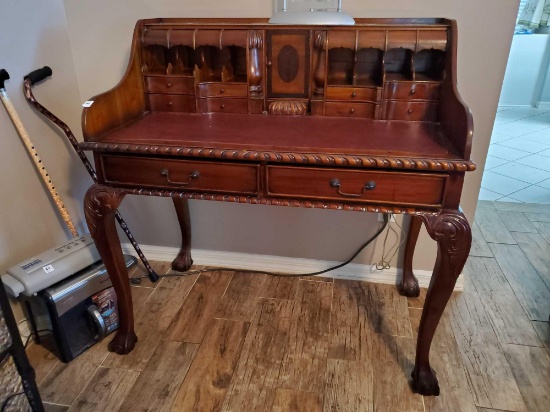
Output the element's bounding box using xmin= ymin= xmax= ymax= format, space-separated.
xmin=349 ymin=108 xmax=355 ymax=114
xmin=410 ymin=89 xmax=416 ymax=95
xmin=329 ymin=178 xmax=376 ymax=197
xmin=351 ymin=92 xmax=357 ymax=97
xmin=160 ymin=169 xmax=200 ymax=186
xmin=407 ymin=108 xmax=413 ymax=114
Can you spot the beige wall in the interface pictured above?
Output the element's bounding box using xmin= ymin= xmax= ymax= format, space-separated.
xmin=0 ymin=1 xmax=519 ymax=318
xmin=0 ymin=1 xmax=89 ymax=319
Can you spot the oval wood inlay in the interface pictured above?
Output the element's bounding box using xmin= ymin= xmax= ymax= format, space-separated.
xmin=278 ymin=45 xmax=299 ymax=83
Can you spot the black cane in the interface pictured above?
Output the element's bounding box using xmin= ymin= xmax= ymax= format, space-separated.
xmin=23 ymin=67 xmax=159 ymax=283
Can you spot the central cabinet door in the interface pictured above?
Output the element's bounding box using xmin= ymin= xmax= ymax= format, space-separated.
xmin=267 ymin=30 xmax=311 ymax=98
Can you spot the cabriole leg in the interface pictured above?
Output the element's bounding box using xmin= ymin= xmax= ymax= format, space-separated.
xmin=171 ymin=197 xmax=193 ymax=272
xmin=412 ymin=209 xmax=471 ymax=396
xmin=84 ymin=184 xmax=137 ymax=354
xmin=400 ymin=215 xmax=422 ymax=297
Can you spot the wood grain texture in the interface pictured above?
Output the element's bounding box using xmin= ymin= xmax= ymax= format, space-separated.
xmin=68 ymin=367 xmax=139 ymax=412
xmin=474 ymin=207 xmax=516 ymax=244
xmin=532 ymin=321 xmax=550 ymax=349
xmin=38 ymin=338 xmax=110 ymax=405
xmin=324 ymin=358 xmax=373 ymax=412
xmin=222 ymin=299 xmax=294 ymax=411
xmin=129 ymin=261 xmax=171 ymax=288
xmin=171 ymin=319 xmax=250 ymax=411
xmin=465 ymin=257 xmax=542 ymax=346
xmin=531 ymin=221 xmax=550 ymax=244
xmin=407 ymin=288 xmax=427 ymax=309
xmin=118 ymin=340 xmax=198 ymax=412
xmin=525 ymin=213 xmax=550 ymax=223
xmin=470 ymin=222 xmax=493 ymax=257
xmin=214 ymin=272 xmax=267 ymax=322
xmin=26 ymin=343 xmax=59 ymax=385
xmin=511 ymin=231 xmax=550 ymax=290
xmin=279 ymin=280 xmax=332 ymax=393
xmin=502 ymin=344 xmax=550 ymax=412
xmin=272 ymin=388 xmax=323 ymax=412
xmin=166 ymin=271 xmax=232 ymax=343
xmin=43 ymin=404 xmax=69 ymax=412
xmin=103 ymin=281 xmax=197 ymax=371
xmin=489 ymin=243 xmax=550 ymax=321
xmin=372 ymin=334 xmax=423 ymax=412
xmin=496 ymin=211 xmax=538 ymax=233
xmin=409 ymin=308 xmax=478 ymax=412
xmin=493 ymin=201 xmax=550 ymax=214
xmin=159 ymin=265 xmax=204 ymax=289
xmin=260 ymin=275 xmax=299 ymax=300
xmin=448 ymin=290 xmax=526 ymax=411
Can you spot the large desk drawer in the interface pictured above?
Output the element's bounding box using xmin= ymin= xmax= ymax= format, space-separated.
xmin=101 ymin=156 xmax=259 ymax=195
xmin=266 ymin=166 xmax=446 ymax=206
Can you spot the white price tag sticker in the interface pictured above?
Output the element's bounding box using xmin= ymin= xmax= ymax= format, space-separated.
xmin=42 ymin=264 xmax=55 ymax=274
xmin=82 ymin=100 xmax=94 ymax=108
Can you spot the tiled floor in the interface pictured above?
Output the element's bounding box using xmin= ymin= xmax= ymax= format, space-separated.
xmin=480 ymin=105 xmax=550 ymax=203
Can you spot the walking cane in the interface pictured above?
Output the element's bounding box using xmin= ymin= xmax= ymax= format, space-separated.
xmin=22 ymin=66 xmax=159 ymax=283
xmin=0 ymin=68 xmax=79 ymax=237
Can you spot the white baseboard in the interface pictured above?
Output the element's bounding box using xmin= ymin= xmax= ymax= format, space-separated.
xmin=121 ymin=243 xmax=464 ymax=291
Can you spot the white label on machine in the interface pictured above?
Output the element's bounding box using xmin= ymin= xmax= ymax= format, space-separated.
xmin=82 ymin=100 xmax=94 ymax=107
xmin=42 ymin=265 xmax=55 ymax=274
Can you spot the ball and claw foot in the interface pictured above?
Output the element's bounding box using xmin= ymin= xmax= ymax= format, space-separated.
xmin=399 ymin=271 xmax=421 ymax=298
xmin=108 ymin=330 xmax=138 ymax=355
xmin=171 ymin=251 xmax=193 ymax=272
xmin=411 ymin=365 xmax=440 ymax=396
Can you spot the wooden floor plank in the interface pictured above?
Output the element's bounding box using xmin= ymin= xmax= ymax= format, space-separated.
xmin=260 ymin=275 xmax=299 ymax=300
xmin=532 ymin=221 xmax=550 ymax=245
xmin=496 ymin=211 xmax=538 ymax=233
xmin=532 ymin=321 xmax=550 ymax=349
xmin=170 ymin=319 xmax=250 ymax=412
xmin=129 ymin=260 xmax=171 ymax=288
xmin=68 ymin=367 xmax=140 ymax=412
xmin=488 ymin=243 xmax=550 ymax=321
xmin=448 ymin=290 xmax=526 ymax=411
xmin=278 ymin=280 xmax=333 ymax=393
xmin=407 ymin=287 xmax=427 ymax=309
xmin=103 ymin=277 xmax=198 ymax=371
xmin=222 ymin=299 xmax=294 ymax=412
xmin=474 ymin=207 xmax=516 ymax=244
xmin=272 ymin=388 xmax=323 ymax=412
xmin=470 ymin=222 xmax=494 ymax=257
xmin=409 ymin=308 xmax=478 ymax=412
xmin=166 ymin=271 xmax=232 ymax=343
xmin=214 ymin=272 xmax=267 ymax=322
xmin=511 ymin=231 xmax=550 ymax=290
xmin=118 ymin=340 xmax=198 ymax=412
xmin=502 ymin=344 xmax=550 ymax=412
xmin=159 ymin=264 xmax=205 ymax=289
xmin=26 ymin=343 xmax=59 ymax=385
xmin=324 ymin=358 xmax=373 ymax=412
xmin=299 ymin=275 xmax=333 ymax=283
xmin=38 ymin=337 xmax=110 ymax=405
xmin=493 ymin=201 xmax=550 ymax=214
xmin=465 ymin=257 xmax=542 ymax=346
xmin=525 ymin=212 xmax=550 ymax=223
xmin=43 ymin=403 xmax=69 ymax=412
xmin=372 ymin=334 xmax=423 ymax=412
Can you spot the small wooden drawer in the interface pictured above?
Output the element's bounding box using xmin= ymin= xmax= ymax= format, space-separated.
xmin=326 ymin=87 xmax=381 ymax=102
xmin=147 ymin=94 xmax=196 ymax=112
xmin=101 ymin=156 xmax=259 ymax=195
xmin=198 ymin=98 xmax=249 ymax=114
xmin=324 ymin=102 xmax=378 ymax=118
xmin=382 ymin=101 xmax=438 ymax=121
xmin=383 ymin=82 xmax=442 ymax=101
xmin=144 ymin=76 xmax=194 ymax=94
xmin=267 ymin=166 xmax=446 ymax=207
xmin=198 ymin=83 xmax=248 ymax=98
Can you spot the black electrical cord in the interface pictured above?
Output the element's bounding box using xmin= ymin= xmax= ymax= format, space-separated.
xmin=131 ymin=213 xmax=390 ymax=283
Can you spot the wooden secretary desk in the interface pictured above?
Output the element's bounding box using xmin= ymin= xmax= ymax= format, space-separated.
xmin=80 ymin=18 xmax=475 ymax=396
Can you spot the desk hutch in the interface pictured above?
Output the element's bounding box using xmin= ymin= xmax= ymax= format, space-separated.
xmin=80 ymin=18 xmax=475 ymax=396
